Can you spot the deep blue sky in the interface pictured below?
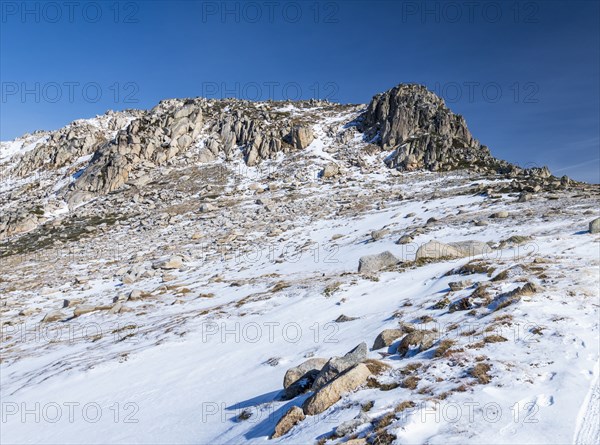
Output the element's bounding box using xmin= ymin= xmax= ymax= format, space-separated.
xmin=1 ymin=0 xmax=599 ymax=182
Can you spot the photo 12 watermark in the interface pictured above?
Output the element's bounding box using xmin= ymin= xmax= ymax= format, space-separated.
xmin=1 ymin=1 xmax=140 ymax=24
xmin=200 ymin=1 xmax=340 ymax=24
xmin=1 ymin=81 xmax=140 ymax=104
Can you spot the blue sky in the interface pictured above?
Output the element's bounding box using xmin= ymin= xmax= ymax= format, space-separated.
xmin=1 ymin=0 xmax=599 ymax=182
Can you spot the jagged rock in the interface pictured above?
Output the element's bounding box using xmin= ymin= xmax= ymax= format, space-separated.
xmin=312 ymin=343 xmax=367 ymax=390
xmin=372 ymin=329 xmax=404 ymax=350
xmin=291 ymin=125 xmax=314 ymax=149
xmin=589 ymin=218 xmax=600 ymax=234
xmin=271 ymin=406 xmax=305 ymax=439
xmin=303 ymin=363 xmax=371 ymax=415
xmin=358 ymin=251 xmax=399 ymax=273
xmin=361 ymin=84 xmax=493 ymax=172
xmin=397 ymin=330 xmax=436 ymax=357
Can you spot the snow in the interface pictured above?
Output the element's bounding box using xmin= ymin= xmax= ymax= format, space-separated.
xmin=0 ymin=104 xmax=598 ymax=445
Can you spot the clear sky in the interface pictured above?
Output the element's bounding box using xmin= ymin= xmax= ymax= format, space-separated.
xmin=1 ymin=0 xmax=599 ymax=182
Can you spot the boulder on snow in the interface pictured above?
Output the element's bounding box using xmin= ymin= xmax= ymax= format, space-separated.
xmin=41 ymin=310 xmax=65 ymax=323
xmin=589 ymin=218 xmax=600 ymax=234
xmin=283 ymin=357 xmax=328 ymax=389
xmin=271 ymin=406 xmax=305 ymax=439
xmin=303 ymin=363 xmax=371 ymax=415
xmin=372 ymin=329 xmax=404 ymax=350
xmin=415 ymin=240 xmax=491 ymax=261
xmin=322 ymin=162 xmax=340 ymax=179
xmin=358 ymin=251 xmax=399 ymax=273
xmin=312 ymin=342 xmax=367 ymax=390
xmin=397 ymin=330 xmax=436 ymax=357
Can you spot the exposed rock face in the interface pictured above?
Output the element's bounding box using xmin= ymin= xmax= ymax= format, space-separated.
xmin=361 ymin=84 xmax=492 ymax=171
xmin=0 ymin=83 xmax=573 ymax=242
xmin=303 ymin=363 xmax=371 ymax=415
xmin=291 ymin=125 xmax=314 ymax=149
xmin=271 ymin=406 xmax=305 ymax=439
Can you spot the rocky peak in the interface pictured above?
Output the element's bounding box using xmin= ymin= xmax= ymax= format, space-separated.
xmin=361 ymin=83 xmax=492 ymax=171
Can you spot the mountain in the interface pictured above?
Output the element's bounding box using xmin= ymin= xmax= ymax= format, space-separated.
xmin=1 ymin=84 xmax=599 ymax=445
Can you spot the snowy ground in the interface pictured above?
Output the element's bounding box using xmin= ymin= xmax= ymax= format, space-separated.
xmin=1 ymin=107 xmax=599 ymax=444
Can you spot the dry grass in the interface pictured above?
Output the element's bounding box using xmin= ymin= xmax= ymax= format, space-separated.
xmin=402 ymin=376 xmax=420 ymax=390
xmin=434 ymin=339 xmax=456 ymax=358
xmin=484 ymin=335 xmax=508 ymax=343
xmin=470 ymin=363 xmax=492 ymax=384
xmin=394 ymin=401 xmax=416 ymax=413
xmin=364 ymin=359 xmax=392 ymax=375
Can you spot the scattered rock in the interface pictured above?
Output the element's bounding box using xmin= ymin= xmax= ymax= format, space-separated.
xmin=490 ymin=211 xmax=509 ymax=219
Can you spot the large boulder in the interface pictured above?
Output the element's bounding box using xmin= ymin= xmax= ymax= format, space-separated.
xmin=415 ymin=241 xmax=462 ymax=261
xmin=303 ymin=363 xmax=371 ymax=415
xmin=312 ymin=343 xmax=367 ymax=390
xmin=450 ymin=240 xmax=492 ymax=257
xmin=271 ymin=406 xmax=305 ymax=439
xmin=284 ymin=358 xmax=328 ymax=388
xmin=358 ymin=251 xmax=399 ymax=273
xmin=590 ymin=218 xmax=600 ymax=234
xmin=372 ymin=329 xmax=404 ymax=350
xmin=415 ymin=240 xmax=491 ymax=261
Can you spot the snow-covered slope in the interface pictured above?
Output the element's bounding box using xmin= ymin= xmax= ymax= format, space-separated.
xmin=1 ymin=85 xmax=599 ymax=445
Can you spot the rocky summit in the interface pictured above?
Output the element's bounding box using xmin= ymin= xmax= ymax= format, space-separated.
xmin=1 ymin=84 xmax=599 ymax=445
